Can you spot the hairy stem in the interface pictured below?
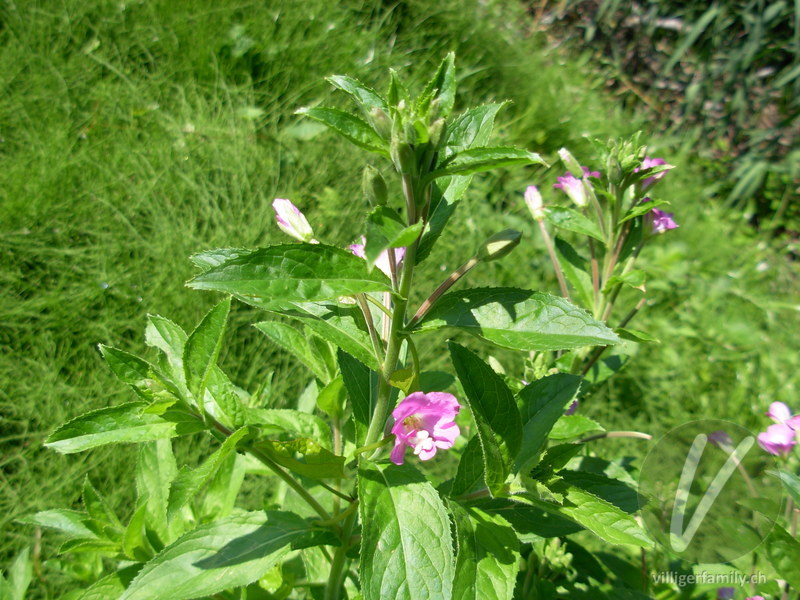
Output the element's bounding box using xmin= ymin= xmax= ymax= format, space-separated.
xmin=538 ymin=220 xmax=570 ymax=300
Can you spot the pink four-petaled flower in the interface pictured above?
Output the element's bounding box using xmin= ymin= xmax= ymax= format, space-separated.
xmin=390 ymin=392 xmax=461 ymax=465
xmin=349 ymin=237 xmax=405 ymax=278
xmin=636 ymin=157 xmax=673 ymax=189
xmin=272 ymin=198 xmax=317 ymax=243
xmin=553 ymin=167 xmax=599 ymax=208
xmin=758 ymin=401 xmax=800 ymax=456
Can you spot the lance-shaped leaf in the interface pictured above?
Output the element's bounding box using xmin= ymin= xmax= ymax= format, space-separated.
xmin=74 ymin=565 xmax=142 ymax=600
xmin=296 ymin=107 xmax=388 ymax=155
xmin=17 ymin=509 xmax=95 ymax=539
xmin=427 ymin=147 xmax=545 ymax=181
xmin=119 ymin=511 xmax=313 ymax=600
xmin=167 ymin=428 xmax=250 ymax=520
xmin=771 ymin=470 xmax=800 ymax=506
xmin=514 ymin=487 xmax=653 ymax=548
xmin=765 ymin=524 xmax=800 ymax=589
xmin=250 ymin=299 xmax=378 ymax=370
xmin=620 ymin=198 xmax=669 ymax=223
xmin=187 ymin=244 xmax=392 ymax=304
xmin=450 ymin=504 xmax=520 ymax=600
xmin=450 ymin=436 xmax=485 ymax=498
xmin=254 ymin=321 xmax=332 ymax=382
xmin=416 ymin=103 xmax=507 ymax=264
xmin=449 ymin=342 xmax=522 ymax=495
xmin=99 ymin=346 xmax=168 ymax=401
xmin=515 ymin=374 xmax=584 ymax=473
xmin=419 ymin=52 xmax=456 ymax=117
xmin=189 ymin=247 xmax=250 ymax=271
xmin=545 ymin=207 xmax=605 ymax=243
xmin=359 ymin=463 xmax=454 ymax=600
xmin=45 ymin=403 xmax=205 ymax=454
xmin=327 ymin=75 xmax=388 ymax=112
xmin=245 ymin=408 xmax=332 ymax=449
xmin=338 ymin=348 xmax=373 ymax=432
xmin=256 ymin=438 xmax=345 ymax=481
xmin=136 ymin=440 xmax=177 ymax=543
xmin=145 ymin=315 xmax=188 ymax=383
xmin=554 ymin=237 xmax=594 ymax=309
xmin=183 ymin=297 xmax=230 ymax=404
xmin=417 ymin=288 xmax=619 ymax=352
xmin=364 ymin=206 xmax=423 ymax=270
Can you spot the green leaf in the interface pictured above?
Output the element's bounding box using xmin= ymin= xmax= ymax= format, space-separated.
xmin=168 ymin=428 xmax=249 ymax=520
xmin=615 ymin=327 xmax=658 ymax=343
xmin=619 ymin=199 xmax=668 ymax=224
xmin=144 ymin=315 xmax=188 ymax=379
xmin=44 ymin=403 xmax=204 ymax=454
xmin=338 ymin=349 xmax=373 ymax=428
xmin=123 ymin=502 xmax=156 ymax=562
xmin=256 ymin=438 xmax=345 ymax=481
xmin=99 ymin=346 xmax=162 ymax=401
xmin=559 ymin=471 xmax=638 ymax=514
xmin=474 ymin=498 xmax=582 ymax=539
xmin=183 ymin=297 xmax=230 ymax=404
xmin=83 ymin=477 xmax=122 ymax=530
xmin=765 ymin=524 xmax=800 ymax=589
xmin=515 ymin=487 xmax=652 ymax=548
xmin=450 ymin=505 xmax=520 ymax=600
xmin=602 ymin=269 xmax=646 ymax=294
xmin=444 ymin=103 xmax=506 ymax=152
xmin=327 ymin=75 xmax=388 ymax=112
xmin=199 ymin=453 xmax=245 ymax=522
xmin=297 ymin=107 xmax=388 ymax=155
xmin=554 ymin=237 xmax=594 ymax=309
xmin=255 ymin=321 xmax=332 ymax=382
xmin=119 ymin=511 xmax=312 ymax=600
xmin=1 ymin=548 xmax=31 ymax=600
xmin=316 ymin=375 xmax=346 ymax=419
xmin=73 ymin=565 xmax=142 ymax=600
xmin=549 ymin=415 xmax=604 ymax=440
xmin=449 ymin=342 xmax=522 ymax=495
xmin=515 ymin=374 xmax=584 ymax=473
xmin=135 ymin=440 xmax=177 ymax=543
xmin=451 ymin=436 xmax=485 ymax=498
xmin=245 ymin=408 xmax=332 ymax=449
xmin=530 ymin=444 xmax=583 ymax=481
xmin=770 ymin=470 xmax=800 ymax=506
xmin=419 ymin=52 xmax=456 ymax=117
xmin=18 ymin=509 xmax=94 ymax=539
xmin=250 ymin=299 xmax=378 ymax=370
xmin=187 ymin=244 xmax=392 ymax=304
xmin=204 ymin=367 xmax=245 ymax=429
xmin=428 ymin=147 xmax=545 ymax=180
xmin=364 ymin=206 xmax=423 ymax=270
xmin=359 ymin=463 xmax=454 ymax=600
xmin=545 ymin=207 xmax=605 ymax=243
xmin=416 ymin=288 xmax=619 ymax=352
xmin=189 ymin=247 xmax=250 ymax=271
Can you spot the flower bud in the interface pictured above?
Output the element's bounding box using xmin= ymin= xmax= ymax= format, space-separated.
xmin=369 ymin=107 xmax=392 ymax=139
xmin=272 ymin=198 xmax=316 ymax=243
xmin=362 ymin=165 xmax=388 ymax=206
xmin=428 ymin=118 xmax=446 ymax=148
xmin=390 ymin=140 xmax=416 ymax=175
xmin=476 ymin=229 xmax=522 ymax=262
xmin=558 ymin=148 xmax=584 ymax=178
xmin=524 ymin=185 xmax=545 ymax=221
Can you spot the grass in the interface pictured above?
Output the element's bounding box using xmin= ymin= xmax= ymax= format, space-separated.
xmin=1 ymin=0 xmax=798 ymax=597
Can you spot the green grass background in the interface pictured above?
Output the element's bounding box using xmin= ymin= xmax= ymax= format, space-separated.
xmin=1 ymin=0 xmax=798 ymax=596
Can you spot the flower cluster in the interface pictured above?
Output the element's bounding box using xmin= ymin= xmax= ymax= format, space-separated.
xmin=756 ymin=401 xmax=800 ymax=456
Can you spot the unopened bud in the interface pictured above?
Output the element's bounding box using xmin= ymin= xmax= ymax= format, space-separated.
xmin=558 ymin=148 xmax=584 ymax=178
xmin=476 ymin=229 xmax=522 ymax=262
xmin=429 ymin=118 xmax=446 ymax=148
xmin=524 ymin=185 xmax=545 ymax=221
xmin=390 ymin=140 xmax=416 ymax=175
xmin=369 ymin=107 xmax=392 ymax=139
xmin=362 ymin=165 xmax=388 ymax=206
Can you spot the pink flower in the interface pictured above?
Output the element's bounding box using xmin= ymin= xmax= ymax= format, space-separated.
xmin=524 ymin=185 xmax=545 ymax=221
xmin=636 ymin=157 xmax=673 ymax=189
xmin=272 ymin=199 xmax=317 ymax=243
xmin=349 ymin=237 xmax=405 ymax=278
xmin=390 ymin=392 xmax=461 ymax=465
xmin=757 ymin=423 xmax=797 ymax=456
xmin=553 ymin=167 xmax=599 ymax=208
xmin=767 ymin=401 xmax=793 ymax=424
xmin=745 ymin=596 xmax=765 ymax=600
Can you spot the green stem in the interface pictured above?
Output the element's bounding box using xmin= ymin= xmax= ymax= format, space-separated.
xmin=538 ymin=219 xmax=570 ymax=300
xmin=324 ymin=508 xmax=358 ymax=600
xmin=356 ymin=293 xmax=384 ymax=361
xmin=247 ymin=445 xmax=331 ymax=521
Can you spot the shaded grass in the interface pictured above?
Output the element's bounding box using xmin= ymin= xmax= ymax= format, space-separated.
xmin=1 ymin=0 xmax=798 ymax=596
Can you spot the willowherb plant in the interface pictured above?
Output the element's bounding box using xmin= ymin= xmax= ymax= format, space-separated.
xmin=20 ymin=55 xmax=725 ymax=600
